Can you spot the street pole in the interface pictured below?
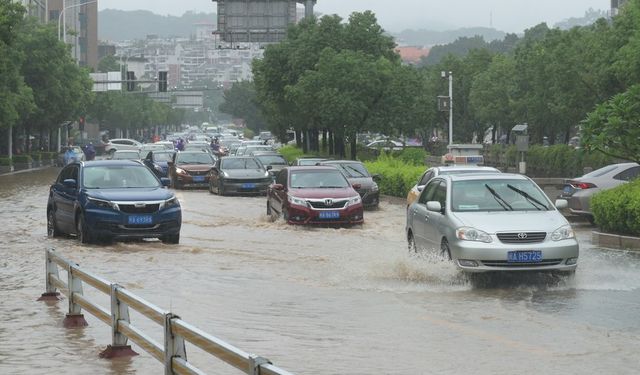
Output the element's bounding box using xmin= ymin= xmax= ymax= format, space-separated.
xmin=448 ymin=71 xmax=453 ymax=146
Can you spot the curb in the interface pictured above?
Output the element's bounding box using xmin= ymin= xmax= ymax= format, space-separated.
xmin=592 ymin=231 xmax=640 ymax=251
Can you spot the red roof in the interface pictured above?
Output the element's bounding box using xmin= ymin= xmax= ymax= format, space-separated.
xmin=395 ymin=47 xmax=430 ymax=64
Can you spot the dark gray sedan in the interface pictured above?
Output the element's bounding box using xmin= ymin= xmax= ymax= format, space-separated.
xmin=319 ymin=160 xmax=380 ymax=209
xmin=208 ymin=156 xmax=272 ymax=196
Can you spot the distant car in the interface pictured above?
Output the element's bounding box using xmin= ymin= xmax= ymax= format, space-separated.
xmin=406 ymin=173 xmax=578 ymax=273
xmin=168 ymin=150 xmax=216 ymax=189
xmin=154 ymin=141 xmax=176 ymax=150
xmin=267 ymin=166 xmax=364 ymax=225
xmin=103 ymin=138 xmax=142 ymax=155
xmin=244 ymin=145 xmax=275 ymax=156
xmin=318 ymin=160 xmax=380 ymax=209
xmin=406 ymin=166 xmax=502 ymax=208
xmin=293 ymin=157 xmax=328 ymax=166
xmin=366 ymin=140 xmax=404 ymax=151
xmin=56 ymin=146 xmax=85 ymax=166
xmin=47 ymin=160 xmax=181 ymax=244
xmin=208 ymin=156 xmax=272 ymax=196
xmin=142 ymin=150 xmax=176 ymax=178
xmin=140 ymin=143 xmax=168 ymax=153
xmin=559 ymin=162 xmax=640 ymax=223
xmin=109 ymin=150 xmax=141 ymax=161
xmin=254 ymin=153 xmax=288 ymax=178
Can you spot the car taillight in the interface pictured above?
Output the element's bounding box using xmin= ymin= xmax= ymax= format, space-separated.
xmin=570 ymin=181 xmax=597 ymax=189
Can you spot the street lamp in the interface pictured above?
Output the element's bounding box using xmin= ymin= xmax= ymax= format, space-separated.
xmin=58 ymin=0 xmax=98 ymax=42
xmin=441 ymin=71 xmax=453 ymax=146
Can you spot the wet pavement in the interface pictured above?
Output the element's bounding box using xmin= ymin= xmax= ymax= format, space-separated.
xmin=1 ymin=167 xmax=639 ymax=374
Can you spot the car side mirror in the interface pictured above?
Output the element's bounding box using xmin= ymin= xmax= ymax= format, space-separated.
xmin=372 ymin=174 xmax=381 ymax=182
xmin=160 ymin=177 xmax=171 ymax=187
xmin=417 ymin=185 xmax=425 ymax=192
xmin=62 ymin=179 xmax=77 ymax=189
xmin=426 ymin=201 xmax=442 ymax=213
xmin=266 ymin=165 xmax=273 ymax=171
xmin=273 ymin=183 xmax=284 ymax=191
xmin=352 ymin=183 xmax=362 ymax=190
xmin=555 ymin=199 xmax=568 ymax=210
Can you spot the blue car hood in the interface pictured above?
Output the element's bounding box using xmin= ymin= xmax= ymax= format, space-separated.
xmin=85 ymin=188 xmax=173 ymax=202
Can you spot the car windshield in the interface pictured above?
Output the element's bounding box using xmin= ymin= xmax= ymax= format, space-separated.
xmin=176 ymin=153 xmax=213 ymax=164
xmin=83 ymin=165 xmax=159 ymax=189
xmin=290 ymin=170 xmax=350 ymax=189
xmin=256 ymin=155 xmax=287 ymax=166
xmin=331 ymin=163 xmax=369 ymax=178
xmin=152 ymin=152 xmax=174 ymax=162
xmin=451 ymin=179 xmax=551 ymax=212
xmin=297 ymin=159 xmax=324 ymax=166
xmin=221 ymin=158 xmax=261 ymax=169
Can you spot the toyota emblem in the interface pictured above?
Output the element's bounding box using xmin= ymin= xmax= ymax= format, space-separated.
xmin=325 ymin=199 xmax=333 ymax=206
xmin=517 ymin=232 xmax=528 ymax=239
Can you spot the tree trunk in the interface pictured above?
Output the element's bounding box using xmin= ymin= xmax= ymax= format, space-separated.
xmin=302 ymin=130 xmax=308 ymax=154
xmin=328 ymin=130 xmax=334 ymax=155
xmin=295 ymin=129 xmax=302 ymax=148
xmin=322 ymin=129 xmax=327 ymax=153
xmin=350 ymin=136 xmax=357 ymax=160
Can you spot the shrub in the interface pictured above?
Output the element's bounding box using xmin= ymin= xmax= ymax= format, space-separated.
xmin=30 ymin=152 xmax=42 ymax=161
xmin=278 ymin=145 xmax=307 ymax=163
xmin=591 ymin=179 xmax=640 ymax=236
xmin=364 ymin=154 xmax=425 ymax=198
xmin=0 ymin=157 xmax=12 ymax=166
xmin=243 ymin=128 xmax=255 ymax=140
xmin=396 ymin=148 xmax=428 ymax=166
xmin=12 ymin=155 xmax=32 ymax=164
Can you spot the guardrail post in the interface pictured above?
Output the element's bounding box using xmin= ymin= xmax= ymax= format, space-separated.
xmin=99 ymin=284 xmax=139 ymax=358
xmin=38 ymin=249 xmax=61 ymax=301
xmin=249 ymin=354 xmax=272 ymax=375
xmin=62 ymin=264 xmax=88 ymax=328
xmin=164 ymin=313 xmax=187 ymax=375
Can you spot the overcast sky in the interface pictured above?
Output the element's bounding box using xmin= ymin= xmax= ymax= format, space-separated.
xmin=99 ymin=0 xmax=610 ymax=33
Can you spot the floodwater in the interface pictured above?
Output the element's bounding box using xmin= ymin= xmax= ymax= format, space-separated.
xmin=1 ymin=167 xmax=639 ymax=374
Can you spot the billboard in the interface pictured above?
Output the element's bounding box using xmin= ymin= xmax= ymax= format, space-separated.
xmin=216 ymin=0 xmax=298 ymax=43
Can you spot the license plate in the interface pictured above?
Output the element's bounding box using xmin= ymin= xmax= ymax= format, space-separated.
xmin=563 ymin=186 xmax=572 ymax=194
xmin=319 ymin=211 xmax=340 ymax=219
xmin=128 ymin=215 xmax=153 ymax=225
xmin=507 ymin=251 xmax=542 ymax=263
xmin=193 ymin=176 xmax=205 ymax=182
xmin=242 ymin=183 xmax=256 ymax=189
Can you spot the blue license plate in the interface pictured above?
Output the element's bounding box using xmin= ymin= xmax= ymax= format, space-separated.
xmin=319 ymin=211 xmax=340 ymax=219
xmin=242 ymin=183 xmax=256 ymax=189
xmin=507 ymin=251 xmax=542 ymax=263
xmin=193 ymin=176 xmax=205 ymax=182
xmin=563 ymin=186 xmax=572 ymax=194
xmin=128 ymin=215 xmax=153 ymax=225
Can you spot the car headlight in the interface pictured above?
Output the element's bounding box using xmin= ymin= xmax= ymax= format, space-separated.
xmin=551 ymin=225 xmax=575 ymax=241
xmin=456 ymin=227 xmax=493 ymax=243
xmin=287 ymin=195 xmax=308 ymax=207
xmin=161 ymin=196 xmax=180 ymax=209
xmin=346 ymin=195 xmax=362 ymax=207
xmin=175 ymin=167 xmax=187 ymax=175
xmin=87 ymin=196 xmax=118 ymax=210
xmin=371 ymin=183 xmax=379 ymax=192
xmin=221 ymin=171 xmax=229 ymax=178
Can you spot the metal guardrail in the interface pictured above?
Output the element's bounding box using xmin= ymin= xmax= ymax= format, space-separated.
xmin=39 ymin=248 xmax=294 ymax=375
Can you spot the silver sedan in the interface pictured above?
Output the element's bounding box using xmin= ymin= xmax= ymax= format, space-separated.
xmin=406 ymin=173 xmax=579 ymax=273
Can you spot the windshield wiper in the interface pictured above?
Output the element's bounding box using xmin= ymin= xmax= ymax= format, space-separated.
xmin=485 ymin=184 xmax=512 ymax=211
xmin=507 ymin=184 xmax=547 ymax=210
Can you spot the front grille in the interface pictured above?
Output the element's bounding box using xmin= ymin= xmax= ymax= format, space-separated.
xmin=481 ymin=259 xmax=563 ymax=267
xmin=118 ymin=203 xmax=160 ymax=214
xmin=497 ymin=232 xmax=546 ymax=244
xmin=228 ymin=178 xmax=268 ymax=184
xmin=308 ymin=199 xmax=348 ymax=209
xmin=188 ymin=170 xmax=210 ymax=176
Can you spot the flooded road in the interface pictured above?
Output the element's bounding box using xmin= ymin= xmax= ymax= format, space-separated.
xmin=1 ymin=167 xmax=640 ymax=374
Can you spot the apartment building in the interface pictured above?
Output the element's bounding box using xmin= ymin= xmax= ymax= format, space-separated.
xmin=48 ymin=0 xmax=98 ymax=70
xmin=16 ymin=0 xmax=47 ymax=23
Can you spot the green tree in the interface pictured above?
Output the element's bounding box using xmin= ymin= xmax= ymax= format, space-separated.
xmin=219 ymin=81 xmax=266 ymax=132
xmin=581 ymin=84 xmax=640 ymax=163
xmin=97 ymin=54 xmax=121 ymax=73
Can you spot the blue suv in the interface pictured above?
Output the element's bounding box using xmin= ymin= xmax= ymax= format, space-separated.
xmin=47 ymin=160 xmax=182 ymax=244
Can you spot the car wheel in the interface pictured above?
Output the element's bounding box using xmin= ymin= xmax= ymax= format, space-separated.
xmin=162 ymin=233 xmax=180 ymax=244
xmin=282 ymin=207 xmax=289 ymax=222
xmin=266 ymin=201 xmax=272 ymax=215
xmin=76 ymin=213 xmax=94 ymax=244
xmin=440 ymin=238 xmax=452 ymax=260
xmin=407 ymin=231 xmax=417 ymax=253
xmin=47 ymin=208 xmax=61 ymax=237
xmin=208 ymin=181 xmax=215 ymax=194
xmin=218 ymin=181 xmax=225 ymax=196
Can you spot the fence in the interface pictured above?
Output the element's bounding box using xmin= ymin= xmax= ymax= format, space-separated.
xmin=38 ymin=248 xmax=294 ymax=375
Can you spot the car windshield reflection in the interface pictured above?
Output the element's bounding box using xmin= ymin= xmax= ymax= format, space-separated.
xmin=290 ymin=171 xmax=350 ymax=189
xmin=452 ymin=179 xmax=551 ymax=212
xmin=83 ymin=166 xmax=160 ymax=189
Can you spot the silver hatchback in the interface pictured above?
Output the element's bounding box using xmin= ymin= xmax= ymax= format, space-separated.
xmin=406 ymin=174 xmax=579 ymax=273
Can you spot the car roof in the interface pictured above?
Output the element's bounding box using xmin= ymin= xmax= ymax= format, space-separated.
xmin=320 ymin=160 xmax=363 ymax=164
xmin=443 ymin=173 xmax=528 ymax=182
xmin=81 ymin=160 xmax=143 ymax=167
xmin=286 ymin=166 xmax=342 ymax=172
xmin=435 ymin=165 xmax=499 ymax=172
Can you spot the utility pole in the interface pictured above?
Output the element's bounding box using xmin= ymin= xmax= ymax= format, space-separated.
xmin=441 ymin=71 xmax=453 ymax=146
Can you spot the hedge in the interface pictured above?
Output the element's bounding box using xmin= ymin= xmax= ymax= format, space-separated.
xmin=364 ymin=154 xmax=425 ymax=198
xmin=12 ymin=155 xmax=32 ymax=163
xmin=591 ymin=179 xmax=640 ymax=237
xmin=0 ymin=157 xmax=11 ymax=166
